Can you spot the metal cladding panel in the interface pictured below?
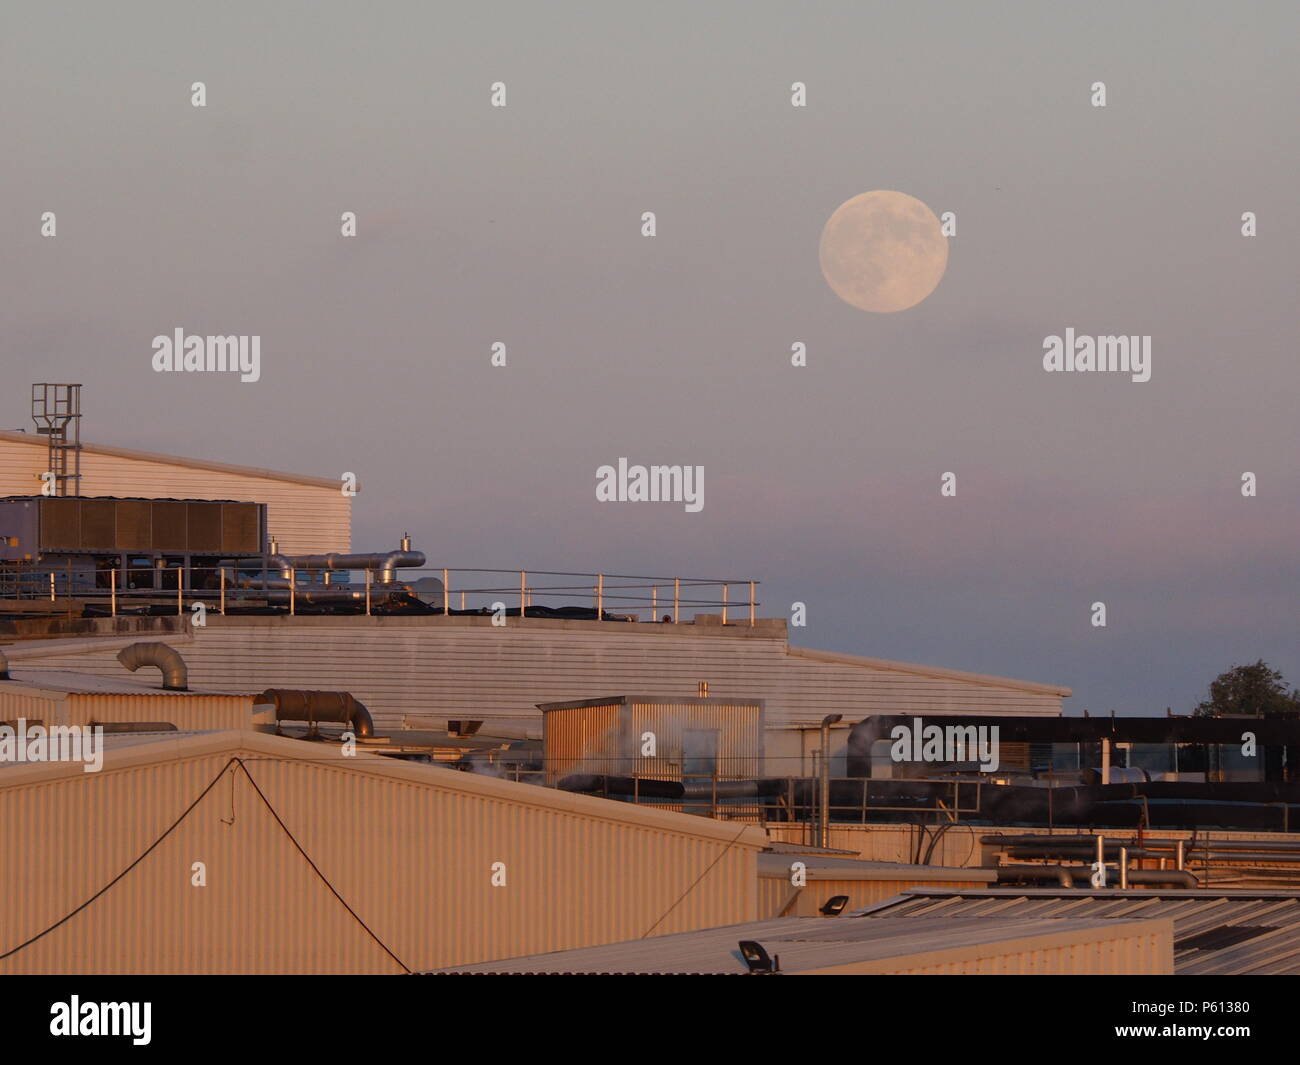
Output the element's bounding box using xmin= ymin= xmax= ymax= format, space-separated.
xmin=543 ymin=702 xmax=621 ymax=784
xmin=628 ymin=700 xmax=764 ymax=781
xmin=220 ymin=503 xmax=260 ymax=554
xmin=0 ymin=438 xmax=349 ymax=555
xmin=65 ymin=693 xmax=252 ymax=731
xmin=79 ymin=499 xmax=117 ymax=549
xmin=869 ymin=889 xmax=1300 ymax=975
xmin=803 ymin=920 xmax=1173 ymax=975
xmin=0 ymin=735 xmax=761 ymax=974
xmin=116 ymin=499 xmax=152 ymax=548
xmin=150 ymin=501 xmax=187 ymax=551
xmin=39 ymin=498 xmax=80 ymax=548
xmin=186 ymin=502 xmax=223 ymax=552
xmin=0 ymin=687 xmax=61 ymax=724
xmin=0 ymin=499 xmax=40 ymax=561
xmin=14 ymin=618 xmax=1066 ymax=733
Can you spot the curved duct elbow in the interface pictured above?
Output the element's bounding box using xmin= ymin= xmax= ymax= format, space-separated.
xmin=117 ymin=642 xmax=189 ymax=691
xmin=257 ymin=689 xmax=374 ymax=739
xmin=379 ymin=550 xmax=425 ymax=583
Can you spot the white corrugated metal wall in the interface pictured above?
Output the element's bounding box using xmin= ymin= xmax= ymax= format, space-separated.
xmin=14 ymin=617 xmax=1067 ymax=731
xmin=0 ymin=435 xmax=349 ymax=554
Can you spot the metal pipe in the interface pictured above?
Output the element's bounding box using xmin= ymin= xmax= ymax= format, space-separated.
xmin=218 ymin=567 xmax=223 ymax=615
xmin=996 ymin=865 xmax=1075 ymax=888
xmin=256 ymin=688 xmax=374 ymax=739
xmin=116 ymin=642 xmax=188 ymax=691
xmin=0 ymin=648 xmax=9 ymax=680
xmin=1119 ymin=846 xmax=1129 ymax=889
xmin=111 ymin=567 xmax=117 ymax=616
xmin=1176 ymin=839 xmax=1185 ymax=871
xmin=722 ymin=583 xmax=728 ymax=624
xmin=749 ymin=580 xmax=755 ymax=626
xmin=442 ymin=568 xmax=449 ymax=616
xmin=271 ymin=549 xmax=426 ymax=583
xmin=520 ymin=570 xmax=526 ymax=621
xmin=674 ymin=577 xmax=679 ymax=623
xmin=819 ymin=713 xmax=843 ymax=848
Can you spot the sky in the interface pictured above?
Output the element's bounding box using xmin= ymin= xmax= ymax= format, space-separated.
xmin=2 ymin=1 xmax=1297 ymax=716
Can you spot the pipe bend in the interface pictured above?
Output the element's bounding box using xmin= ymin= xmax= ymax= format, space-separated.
xmin=116 ymin=642 xmax=189 ymax=691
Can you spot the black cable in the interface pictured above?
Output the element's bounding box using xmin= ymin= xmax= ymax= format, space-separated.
xmin=235 ymin=758 xmax=410 ymax=973
xmin=640 ymin=821 xmax=754 ymax=939
xmin=1 ymin=755 xmax=411 ymax=974
xmin=0 ymin=756 xmax=239 ymax=961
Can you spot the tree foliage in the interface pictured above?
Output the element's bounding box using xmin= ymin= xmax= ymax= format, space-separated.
xmin=1193 ymin=660 xmax=1300 ymax=717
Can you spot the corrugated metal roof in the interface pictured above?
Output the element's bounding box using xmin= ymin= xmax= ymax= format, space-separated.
xmin=429 ymin=913 xmax=1166 ymax=974
xmin=858 ymin=887 xmax=1300 ymax=975
xmin=5 ymin=669 xmax=244 ymax=697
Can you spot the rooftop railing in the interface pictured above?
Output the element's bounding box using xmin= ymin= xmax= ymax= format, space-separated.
xmin=0 ymin=562 xmax=763 ymax=625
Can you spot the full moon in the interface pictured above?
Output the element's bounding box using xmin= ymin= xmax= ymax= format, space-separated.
xmin=819 ymin=190 xmax=948 ymax=313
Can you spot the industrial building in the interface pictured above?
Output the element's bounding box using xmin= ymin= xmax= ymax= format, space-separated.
xmin=540 ymin=693 xmax=765 ymax=785
xmin=0 ymin=418 xmax=350 ymax=556
xmin=431 ymin=911 xmax=1174 ymax=975
xmin=859 ymin=887 xmax=1300 ymax=975
xmin=8 ymin=619 xmax=1070 ymax=737
xmin=0 ymin=728 xmax=765 ymax=974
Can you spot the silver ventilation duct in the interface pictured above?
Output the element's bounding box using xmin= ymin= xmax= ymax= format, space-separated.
xmin=116 ymin=642 xmax=189 ymax=691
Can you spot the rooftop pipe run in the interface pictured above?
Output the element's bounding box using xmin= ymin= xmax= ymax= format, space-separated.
xmin=257 ymin=689 xmax=374 ymax=739
xmin=116 ymin=642 xmax=189 ymax=691
xmin=269 ymin=548 xmax=426 ymax=583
